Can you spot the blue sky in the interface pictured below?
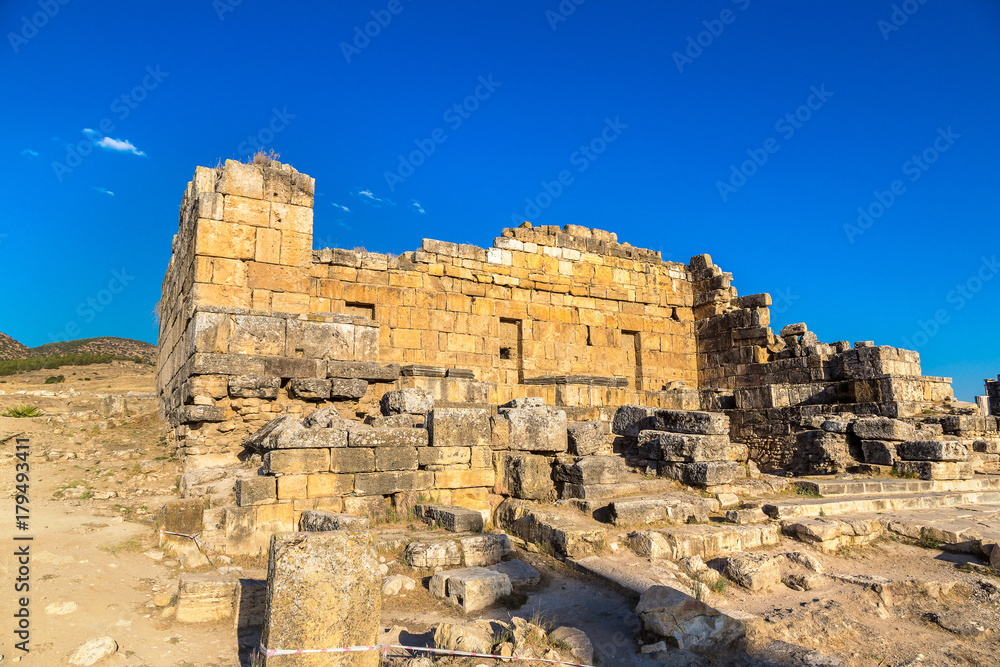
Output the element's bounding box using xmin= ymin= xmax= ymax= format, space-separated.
xmin=1 ymin=1 xmax=997 ymax=400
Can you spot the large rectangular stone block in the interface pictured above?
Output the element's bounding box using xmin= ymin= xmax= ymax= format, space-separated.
xmin=375 ymin=447 xmax=419 ymax=471
xmin=286 ymin=320 xmax=355 ymax=360
xmin=498 ymin=407 xmax=568 ymax=453
xmin=434 ymin=469 xmax=496 ymax=489
xmin=612 ymin=406 xmax=729 ymax=437
xmin=896 ymin=440 xmax=970 ymax=462
xmin=288 ymin=378 xmax=331 ymax=400
xmin=861 ymin=440 xmax=897 ymax=466
xmin=418 ymin=447 xmax=471 ymax=466
xmin=354 ymin=471 xmax=434 ymax=495
xmin=263 ymin=356 xmax=324 ymax=379
xmin=329 ymin=448 xmax=375 ymax=473
xmin=270 ymin=423 xmax=348 ymax=450
xmin=235 ymin=476 xmax=277 ymax=507
xmin=851 ymin=417 xmax=917 ymax=442
xmin=429 ymin=567 xmax=512 ymax=612
xmin=327 ymin=361 xmax=400 ymax=382
xmin=350 ymin=428 xmax=429 ymax=448
xmin=554 ymin=456 xmax=627 ymax=485
xmin=228 ymin=375 xmax=281 ymax=399
xmin=175 ymin=573 xmax=239 ymax=624
xmin=306 ymin=473 xmax=354 ymax=498
xmin=429 ymin=408 xmax=491 ymax=448
xmin=894 ymin=460 xmax=975 ymax=480
xmin=261 ymin=531 xmax=380 ymax=666
xmin=638 ymin=431 xmax=742 ymax=463
xmin=567 ymin=420 xmax=608 ymax=456
xmin=494 ymin=452 xmax=555 ymax=501
xmin=263 ymin=449 xmax=331 ymax=475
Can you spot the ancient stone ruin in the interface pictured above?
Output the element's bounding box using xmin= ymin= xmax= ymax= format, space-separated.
xmin=154 ymin=160 xmax=1000 ymax=664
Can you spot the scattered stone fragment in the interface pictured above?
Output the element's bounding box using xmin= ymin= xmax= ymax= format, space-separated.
xmin=429 ymin=567 xmax=512 ymax=612
xmin=461 ymin=534 xmax=512 ymax=567
xmin=175 ymin=573 xmax=238 ymax=623
xmin=636 ymin=585 xmax=745 ymax=654
xmin=547 ymin=627 xmax=594 ymax=664
xmin=404 ymin=540 xmax=462 ymax=568
xmin=433 ymin=622 xmax=492 ymax=654
xmin=723 ymin=553 xmax=781 ymax=591
xmin=68 ymin=636 xmax=118 ymax=666
xmin=381 ymin=575 xmax=416 ymax=596
xmin=416 ymin=504 xmax=484 ymax=532
xmin=44 ymin=601 xmax=78 ymax=615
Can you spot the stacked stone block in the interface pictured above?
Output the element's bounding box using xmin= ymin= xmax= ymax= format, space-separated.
xmin=491 ymin=398 xmax=568 ymax=502
xmin=987 ymin=375 xmax=1000 ymax=416
xmin=232 ymin=393 xmax=497 ymax=532
xmin=611 ymin=406 xmax=749 ymax=487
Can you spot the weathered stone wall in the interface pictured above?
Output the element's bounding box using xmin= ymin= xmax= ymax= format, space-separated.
xmin=689 ymin=254 xmax=954 ymax=468
xmin=157 ymin=161 xmax=708 ymax=467
xmin=987 ymin=376 xmax=1000 ymax=416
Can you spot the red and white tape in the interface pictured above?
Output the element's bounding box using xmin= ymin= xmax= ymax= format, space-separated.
xmin=259 ymin=642 xmax=594 ymax=666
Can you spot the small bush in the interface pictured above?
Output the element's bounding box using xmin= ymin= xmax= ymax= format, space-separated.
xmin=918 ymin=534 xmax=943 ymax=550
xmin=710 ymin=577 xmax=728 ymax=594
xmin=2 ymin=405 xmax=43 ymax=418
xmin=795 ymin=486 xmax=822 ymax=498
xmin=44 ymin=375 xmax=64 ymax=384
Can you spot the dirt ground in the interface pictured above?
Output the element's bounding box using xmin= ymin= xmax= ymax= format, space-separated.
xmin=1 ymin=362 xmax=999 ymax=667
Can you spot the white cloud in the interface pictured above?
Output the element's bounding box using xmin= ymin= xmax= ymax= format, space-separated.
xmin=82 ymin=129 xmax=146 ymax=156
xmin=410 ymin=199 xmax=426 ymax=214
xmin=337 ymin=220 xmax=352 ymax=230
xmin=352 ymin=188 xmax=394 ymax=207
xmin=92 ymin=187 xmax=115 ymax=197
xmin=332 ymin=202 xmax=350 ymax=213
xmin=20 ymin=148 xmax=38 ymax=158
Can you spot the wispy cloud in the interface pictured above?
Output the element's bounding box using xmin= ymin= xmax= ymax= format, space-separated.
xmin=92 ymin=187 xmax=115 ymax=197
xmin=332 ymin=202 xmax=350 ymax=213
xmin=337 ymin=220 xmax=352 ymax=230
xmin=352 ymin=188 xmax=394 ymax=207
xmin=82 ymin=129 xmax=146 ymax=156
xmin=410 ymin=199 xmax=426 ymax=214
xmin=20 ymin=149 xmax=38 ymax=158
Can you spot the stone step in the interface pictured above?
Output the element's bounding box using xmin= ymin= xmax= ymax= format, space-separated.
xmin=624 ymin=523 xmax=782 ymax=561
xmin=495 ymin=498 xmax=609 ymax=559
xmin=791 ymin=474 xmax=1000 ymax=497
xmin=782 ymin=504 xmax=1000 ymax=555
xmin=605 ymin=494 xmax=721 ymax=527
xmin=558 ymin=478 xmax=680 ymax=514
xmin=763 ymin=490 xmax=1000 ymax=520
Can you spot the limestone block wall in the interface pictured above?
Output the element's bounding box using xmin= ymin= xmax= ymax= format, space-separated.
xmin=688 ymin=254 xmax=956 ymax=467
xmin=309 ymin=224 xmax=699 ymax=395
xmin=987 ymin=376 xmax=1000 ymax=416
xmin=157 ymin=160 xmax=713 ymax=466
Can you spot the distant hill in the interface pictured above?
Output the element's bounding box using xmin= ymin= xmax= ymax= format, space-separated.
xmin=0 ymin=333 xmax=157 ymax=363
xmin=0 ymin=332 xmax=31 ymax=360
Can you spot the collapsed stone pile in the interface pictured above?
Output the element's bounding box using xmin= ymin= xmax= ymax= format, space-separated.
xmin=612 ymin=406 xmax=750 ymax=487
xmin=788 ymin=414 xmax=998 ymax=479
